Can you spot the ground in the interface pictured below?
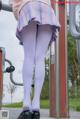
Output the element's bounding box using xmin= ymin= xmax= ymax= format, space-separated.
xmin=1 ymin=108 xmax=80 ymax=119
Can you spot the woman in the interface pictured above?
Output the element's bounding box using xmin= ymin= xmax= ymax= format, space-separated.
xmin=9 ymin=0 xmax=60 ymax=119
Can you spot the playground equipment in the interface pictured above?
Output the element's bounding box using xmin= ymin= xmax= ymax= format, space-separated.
xmin=70 ymin=3 xmax=80 ymax=65
xmin=50 ymin=0 xmax=69 ymax=118
xmin=69 ymin=1 xmax=80 ymax=102
xmin=69 ymin=0 xmax=80 ymax=38
xmin=0 ymin=0 xmax=80 ymax=118
xmin=0 ymin=47 xmax=16 ymax=108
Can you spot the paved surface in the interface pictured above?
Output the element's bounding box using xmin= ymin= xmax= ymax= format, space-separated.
xmin=1 ymin=108 xmax=80 ymax=119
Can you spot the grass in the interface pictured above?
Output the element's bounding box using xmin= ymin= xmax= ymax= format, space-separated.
xmin=2 ymin=100 xmax=50 ymax=109
xmin=69 ymin=97 xmax=80 ymax=111
xmin=2 ymin=98 xmax=80 ymax=111
xmin=2 ymin=102 xmax=23 ymax=108
xmin=40 ymin=100 xmax=49 ymax=109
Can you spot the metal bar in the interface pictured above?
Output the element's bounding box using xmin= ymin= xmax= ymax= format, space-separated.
xmin=0 ymin=1 xmax=12 ymax=12
xmin=50 ymin=3 xmax=58 ymax=116
xmin=0 ymin=1 xmax=22 ymax=86
xmin=50 ymin=42 xmax=56 ymax=117
xmin=50 ymin=0 xmax=69 ymax=118
xmin=55 ymin=30 xmax=60 ymax=118
xmin=1 ymin=4 xmax=12 ymax=12
xmin=69 ymin=0 xmax=80 ymax=39
xmin=59 ymin=2 xmax=69 ymax=117
xmin=0 ymin=48 xmax=4 ymax=110
xmin=54 ymin=1 xmax=60 ymax=117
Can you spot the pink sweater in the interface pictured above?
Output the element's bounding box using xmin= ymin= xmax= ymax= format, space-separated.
xmin=9 ymin=0 xmax=51 ymax=20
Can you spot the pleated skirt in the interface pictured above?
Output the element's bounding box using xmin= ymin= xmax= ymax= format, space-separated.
xmin=16 ymin=1 xmax=60 ymax=45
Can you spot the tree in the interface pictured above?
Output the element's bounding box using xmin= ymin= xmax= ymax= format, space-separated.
xmin=7 ymin=83 xmax=17 ymax=103
xmin=68 ymin=32 xmax=78 ymax=97
xmin=41 ymin=58 xmax=49 ymax=99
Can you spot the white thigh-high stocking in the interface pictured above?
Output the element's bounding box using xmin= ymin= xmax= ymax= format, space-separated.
xmin=31 ymin=25 xmax=53 ymax=110
xmin=21 ymin=21 xmax=37 ymax=110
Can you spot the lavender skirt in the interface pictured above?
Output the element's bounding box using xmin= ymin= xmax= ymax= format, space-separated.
xmin=16 ymin=1 xmax=60 ymax=45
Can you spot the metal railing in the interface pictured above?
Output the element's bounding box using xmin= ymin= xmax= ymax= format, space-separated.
xmin=0 ymin=1 xmax=23 ymax=86
xmin=0 ymin=0 xmax=12 ymax=12
xmin=69 ymin=0 xmax=80 ymax=39
xmin=4 ymin=59 xmax=23 ymax=86
xmin=69 ymin=0 xmax=80 ymax=82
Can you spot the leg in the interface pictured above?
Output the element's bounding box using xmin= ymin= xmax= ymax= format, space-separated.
xmin=21 ymin=21 xmax=37 ymax=109
xmin=32 ymin=24 xmax=53 ymax=110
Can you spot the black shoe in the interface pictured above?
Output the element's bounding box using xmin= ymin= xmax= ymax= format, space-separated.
xmin=18 ymin=110 xmax=32 ymax=119
xmin=17 ymin=111 xmax=25 ymax=119
xmin=25 ymin=110 xmax=32 ymax=119
xmin=32 ymin=110 xmax=40 ymax=119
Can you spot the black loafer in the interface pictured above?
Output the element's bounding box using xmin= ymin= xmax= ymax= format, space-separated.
xmin=32 ymin=110 xmax=40 ymax=119
xmin=18 ymin=110 xmax=32 ymax=119
xmin=17 ymin=111 xmax=25 ymax=119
